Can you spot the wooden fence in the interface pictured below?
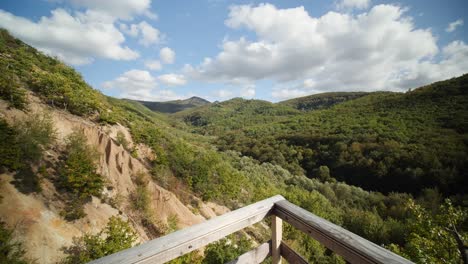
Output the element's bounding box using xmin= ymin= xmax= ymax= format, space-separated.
xmin=89 ymin=195 xmax=413 ymax=264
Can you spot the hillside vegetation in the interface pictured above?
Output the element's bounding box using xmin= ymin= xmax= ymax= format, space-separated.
xmin=279 ymin=92 xmax=370 ymax=111
xmin=0 ymin=29 xmax=467 ymax=264
xmin=177 ymin=77 xmax=468 ymax=196
xmin=133 ymin=96 xmax=210 ymax=113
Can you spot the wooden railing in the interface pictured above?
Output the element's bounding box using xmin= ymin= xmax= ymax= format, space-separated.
xmin=89 ymin=195 xmax=413 ymax=264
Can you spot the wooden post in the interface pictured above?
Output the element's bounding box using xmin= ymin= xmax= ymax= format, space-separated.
xmin=272 ymin=215 xmax=282 ymax=264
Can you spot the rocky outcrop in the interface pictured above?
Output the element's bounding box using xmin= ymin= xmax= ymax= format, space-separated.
xmin=0 ymin=96 xmax=227 ymax=263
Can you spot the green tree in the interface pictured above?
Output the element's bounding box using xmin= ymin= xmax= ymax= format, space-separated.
xmin=13 ymin=112 xmax=56 ymax=163
xmin=60 ymin=130 xmax=103 ymax=199
xmin=394 ymin=199 xmax=468 ymax=263
xmin=62 ymin=216 xmax=138 ymax=264
xmin=202 ymin=234 xmax=252 ymax=264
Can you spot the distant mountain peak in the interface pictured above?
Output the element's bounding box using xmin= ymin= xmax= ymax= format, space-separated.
xmin=183 ymin=96 xmax=210 ymax=105
xmin=132 ymin=96 xmax=210 ymax=113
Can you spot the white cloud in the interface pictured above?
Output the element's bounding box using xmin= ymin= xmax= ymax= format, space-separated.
xmin=213 ymin=89 xmax=234 ymax=99
xmin=145 ymin=60 xmax=162 ymax=71
xmin=69 ymin=0 xmax=156 ymax=20
xmin=160 ymin=47 xmax=175 ymax=64
xmin=186 ymin=3 xmax=467 ymax=97
xmin=120 ymin=23 xmax=139 ymax=37
xmin=158 ymin=74 xmax=187 ymax=86
xmin=0 ymin=8 xmax=139 ymax=65
xmin=336 ymin=0 xmax=370 ymax=10
xmin=103 ymin=69 xmax=157 ymax=90
xmin=446 ymin=19 xmax=463 ymax=33
xmin=103 ymin=69 xmax=183 ymax=101
xmin=120 ymin=88 xmax=181 ymax=101
xmin=240 ymin=85 xmax=255 ymax=98
xmin=136 ymin=21 xmax=161 ymax=46
xmin=120 ymin=21 xmax=162 ymax=46
xmin=271 ymin=88 xmax=309 ymax=100
xmin=211 ymin=84 xmax=255 ymax=100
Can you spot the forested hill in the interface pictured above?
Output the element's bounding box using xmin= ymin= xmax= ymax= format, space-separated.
xmin=177 ymin=75 xmax=468 ymax=195
xmin=278 ymin=92 xmax=370 ymax=111
xmin=133 ymin=96 xmax=210 ymax=113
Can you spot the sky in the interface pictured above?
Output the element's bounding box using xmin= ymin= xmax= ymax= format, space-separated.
xmin=0 ymin=0 xmax=467 ymax=102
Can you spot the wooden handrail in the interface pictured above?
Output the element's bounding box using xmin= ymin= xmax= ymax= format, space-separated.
xmin=273 ymin=200 xmax=413 ymax=264
xmin=88 ymin=195 xmax=414 ymax=264
xmin=88 ymin=195 xmax=285 ymax=264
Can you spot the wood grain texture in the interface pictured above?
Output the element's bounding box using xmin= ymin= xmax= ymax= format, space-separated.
xmin=273 ymin=200 xmax=413 ymax=264
xmin=272 ymin=215 xmax=282 ymax=264
xmin=226 ymin=241 xmax=271 ymax=264
xmin=88 ymin=195 xmax=285 ymax=264
xmin=280 ymin=242 xmax=308 ymax=264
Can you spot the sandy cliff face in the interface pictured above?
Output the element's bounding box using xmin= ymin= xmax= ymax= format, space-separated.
xmin=0 ymin=96 xmax=227 ymax=263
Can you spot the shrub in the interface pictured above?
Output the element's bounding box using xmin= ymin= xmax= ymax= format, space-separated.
xmin=167 ymin=251 xmax=203 ymax=264
xmin=167 ymin=214 xmax=179 ymax=233
xmin=28 ymin=69 xmax=105 ymax=116
xmin=130 ymin=172 xmax=152 ymax=218
xmin=1 ymin=113 xmax=55 ymax=193
xmin=0 ymin=68 xmax=27 ymax=110
xmin=0 ymin=222 xmax=29 ymax=264
xmin=60 ymin=130 xmax=103 ymax=199
xmin=13 ymin=112 xmax=56 ymax=163
xmin=0 ymin=119 xmax=22 ymax=171
xmin=62 ymin=216 xmax=138 ymax=264
xmin=202 ymin=234 xmax=252 ymax=264
xmin=115 ymin=131 xmax=130 ymax=150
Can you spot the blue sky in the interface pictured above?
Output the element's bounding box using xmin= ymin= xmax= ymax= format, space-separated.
xmin=0 ymin=0 xmax=467 ymax=102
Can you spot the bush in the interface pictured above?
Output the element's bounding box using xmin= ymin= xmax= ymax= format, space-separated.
xmin=202 ymin=234 xmax=252 ymax=264
xmin=0 ymin=113 xmax=55 ymax=193
xmin=167 ymin=214 xmax=179 ymax=233
xmin=0 ymin=68 xmax=27 ymax=109
xmin=13 ymin=112 xmax=56 ymax=163
xmin=60 ymin=130 xmax=103 ymax=199
xmin=28 ymin=69 xmax=105 ymax=116
xmin=0 ymin=222 xmax=29 ymax=264
xmin=0 ymin=119 xmax=22 ymax=171
xmin=62 ymin=216 xmax=138 ymax=264
xmin=130 ymin=172 xmax=152 ymax=217
xmin=115 ymin=131 xmax=130 ymax=150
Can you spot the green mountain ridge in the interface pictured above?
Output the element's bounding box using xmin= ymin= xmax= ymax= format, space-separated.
xmin=132 ymin=96 xmax=210 ymax=113
xmin=278 ymin=91 xmax=371 ymax=111
xmin=176 ymin=75 xmax=468 ymax=195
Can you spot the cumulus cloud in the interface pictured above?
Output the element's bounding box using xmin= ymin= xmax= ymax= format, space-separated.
xmin=0 ymin=8 xmax=139 ymax=65
xmin=336 ymin=0 xmax=370 ymax=10
xmin=213 ymin=89 xmax=234 ymax=99
xmin=121 ymin=21 xmax=162 ymax=46
xmin=446 ymin=19 xmax=463 ymax=32
xmin=145 ymin=60 xmax=162 ymax=71
xmin=158 ymin=74 xmax=187 ymax=86
xmin=103 ymin=69 xmax=181 ymax=101
xmin=240 ymin=85 xmax=256 ymax=98
xmin=120 ymin=89 xmax=181 ymax=101
xmin=68 ymin=0 xmax=156 ymax=20
xmin=103 ymin=69 xmax=157 ymax=90
xmin=120 ymin=23 xmax=139 ymax=36
xmin=160 ymin=47 xmax=175 ymax=64
xmin=185 ymin=3 xmax=468 ymax=99
xmin=211 ymin=84 xmax=255 ymax=100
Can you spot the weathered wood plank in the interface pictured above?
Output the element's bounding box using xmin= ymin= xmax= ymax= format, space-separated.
xmin=226 ymin=241 xmax=271 ymax=264
xmin=273 ymin=200 xmax=413 ymax=264
xmin=272 ymin=216 xmax=282 ymax=264
xmin=89 ymin=195 xmax=285 ymax=264
xmin=280 ymin=242 xmax=308 ymax=264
